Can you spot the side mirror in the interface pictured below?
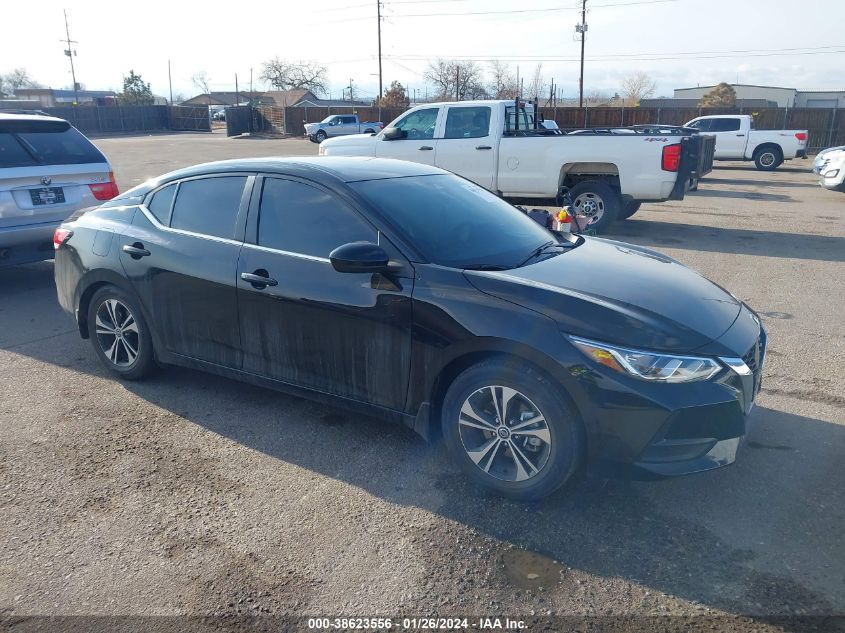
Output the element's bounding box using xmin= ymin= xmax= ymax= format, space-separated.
xmin=330 ymin=241 xmax=390 ymax=274
xmin=382 ymin=127 xmax=405 ymax=141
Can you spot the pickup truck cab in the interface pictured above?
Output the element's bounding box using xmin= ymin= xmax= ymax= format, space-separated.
xmin=684 ymin=114 xmax=808 ymax=171
xmin=320 ymin=100 xmax=711 ymax=232
xmin=304 ymin=115 xmax=383 ymax=143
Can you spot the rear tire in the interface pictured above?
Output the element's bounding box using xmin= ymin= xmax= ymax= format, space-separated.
xmin=753 ymin=146 xmax=783 ymax=171
xmin=441 ymin=358 xmax=583 ymax=500
xmin=87 ymin=286 xmax=156 ymax=381
xmin=568 ymin=180 xmax=621 ymax=233
xmin=618 ymin=200 xmax=642 ymax=220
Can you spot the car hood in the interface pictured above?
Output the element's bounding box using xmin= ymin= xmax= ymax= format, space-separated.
xmin=465 ymin=237 xmax=742 ymax=352
xmin=319 ymin=133 xmax=378 ymax=156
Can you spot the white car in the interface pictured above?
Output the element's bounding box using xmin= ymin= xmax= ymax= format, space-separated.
xmin=816 ymin=148 xmax=845 ymax=192
xmin=684 ymin=114 xmax=808 ymax=171
xmin=0 ymin=113 xmax=117 ymax=267
xmin=814 ymin=145 xmax=845 ymax=174
xmin=319 ymin=100 xmax=714 ymax=232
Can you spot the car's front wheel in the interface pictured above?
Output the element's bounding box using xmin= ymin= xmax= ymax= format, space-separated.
xmin=441 ymin=358 xmax=583 ymax=500
xmin=87 ymin=286 xmax=156 ymax=380
xmin=315 ymin=130 xmax=327 ymax=143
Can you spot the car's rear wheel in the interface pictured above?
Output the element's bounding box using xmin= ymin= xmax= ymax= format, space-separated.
xmin=315 ymin=130 xmax=327 ymax=143
xmin=441 ymin=359 xmax=583 ymax=500
xmin=754 ymin=146 xmax=783 ymax=171
xmin=568 ymin=180 xmax=621 ymax=233
xmin=618 ymin=200 xmax=642 ymax=220
xmin=87 ymin=286 xmax=156 ymax=380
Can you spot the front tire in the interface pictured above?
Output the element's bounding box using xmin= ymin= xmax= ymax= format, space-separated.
xmin=441 ymin=359 xmax=583 ymax=500
xmin=315 ymin=130 xmax=327 ymax=143
xmin=87 ymin=286 xmax=156 ymax=380
xmin=754 ymin=146 xmax=783 ymax=171
xmin=568 ymin=180 xmax=621 ymax=233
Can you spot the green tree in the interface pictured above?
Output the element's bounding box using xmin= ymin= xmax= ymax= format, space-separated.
xmin=378 ymin=81 xmax=409 ymax=108
xmin=699 ymin=82 xmax=737 ymax=108
xmin=119 ymin=70 xmax=154 ymax=105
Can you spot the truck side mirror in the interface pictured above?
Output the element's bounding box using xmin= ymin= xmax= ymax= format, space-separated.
xmin=383 ymin=127 xmax=405 ymax=141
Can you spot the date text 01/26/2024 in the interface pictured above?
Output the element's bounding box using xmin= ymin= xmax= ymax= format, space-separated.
xmin=306 ymin=617 xmax=528 ymax=630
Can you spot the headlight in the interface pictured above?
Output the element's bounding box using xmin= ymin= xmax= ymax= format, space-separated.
xmin=570 ymin=336 xmax=722 ymax=383
xmin=823 ymin=169 xmax=840 ymax=178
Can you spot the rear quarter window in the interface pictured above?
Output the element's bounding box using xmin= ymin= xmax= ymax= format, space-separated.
xmin=146 ymin=184 xmax=177 ymax=225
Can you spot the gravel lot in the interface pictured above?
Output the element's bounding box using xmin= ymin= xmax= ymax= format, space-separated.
xmin=1 ymin=132 xmax=843 ymax=630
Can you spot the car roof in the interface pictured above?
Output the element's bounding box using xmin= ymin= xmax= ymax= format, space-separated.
xmin=0 ymin=112 xmax=66 ymax=123
xmin=116 ymin=156 xmax=448 ymax=200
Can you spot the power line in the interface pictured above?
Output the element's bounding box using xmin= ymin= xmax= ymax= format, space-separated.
xmin=378 ymin=0 xmax=675 ymax=18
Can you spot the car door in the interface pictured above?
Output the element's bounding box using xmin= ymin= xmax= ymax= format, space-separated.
xmin=236 ymin=175 xmax=413 ymax=410
xmin=375 ymin=107 xmax=442 ymax=165
xmin=119 ymin=174 xmax=252 ymax=368
xmin=434 ymin=105 xmax=496 ymax=190
xmin=708 ymin=118 xmax=746 ymax=159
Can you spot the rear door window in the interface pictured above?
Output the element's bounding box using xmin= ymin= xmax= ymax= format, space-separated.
xmin=258 ymin=178 xmax=376 ymax=258
xmin=170 ymin=176 xmax=247 ymax=240
xmin=444 ymin=106 xmax=491 ymax=139
xmin=710 ymin=118 xmax=741 ymax=132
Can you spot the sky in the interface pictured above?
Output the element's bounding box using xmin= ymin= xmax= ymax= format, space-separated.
xmin=2 ymin=0 xmax=843 ymax=102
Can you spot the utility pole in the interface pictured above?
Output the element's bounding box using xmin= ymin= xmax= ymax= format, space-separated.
xmin=61 ymin=9 xmax=79 ymax=106
xmin=576 ymin=0 xmax=588 ymax=108
xmin=347 ymin=78 xmax=355 ymax=104
xmin=235 ymin=73 xmax=239 ymax=105
xmin=168 ymin=60 xmax=173 ymax=104
xmin=249 ymin=68 xmax=253 ymax=101
xmin=456 ymin=66 xmax=460 ymax=101
xmin=376 ymin=0 xmax=383 ymax=103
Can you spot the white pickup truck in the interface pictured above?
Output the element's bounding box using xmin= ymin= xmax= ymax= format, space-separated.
xmin=684 ymin=114 xmax=808 ymax=171
xmin=319 ymin=100 xmax=714 ymax=232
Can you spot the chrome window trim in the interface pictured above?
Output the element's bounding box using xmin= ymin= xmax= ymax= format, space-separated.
xmin=240 ymin=241 xmax=331 ymax=264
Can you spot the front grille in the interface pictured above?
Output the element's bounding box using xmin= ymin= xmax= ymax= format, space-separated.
xmin=741 ymin=328 xmax=767 ymax=396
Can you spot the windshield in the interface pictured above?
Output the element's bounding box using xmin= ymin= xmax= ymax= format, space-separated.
xmin=350 ymin=174 xmax=557 ymax=269
xmin=320 ymin=116 xmax=336 ymax=123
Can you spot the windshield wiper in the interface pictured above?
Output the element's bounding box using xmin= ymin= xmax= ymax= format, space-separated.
xmin=462 ymin=264 xmax=510 ymax=271
xmin=517 ymin=240 xmax=568 ymax=267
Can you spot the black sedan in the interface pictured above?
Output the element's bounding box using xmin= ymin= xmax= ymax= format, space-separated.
xmin=54 ymin=157 xmax=765 ymax=500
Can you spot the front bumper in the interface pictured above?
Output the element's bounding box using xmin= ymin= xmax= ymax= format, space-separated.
xmin=570 ymin=316 xmax=766 ymax=479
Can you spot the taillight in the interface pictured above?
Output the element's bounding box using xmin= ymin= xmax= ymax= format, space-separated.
xmin=795 ymin=132 xmax=807 ymax=142
xmin=89 ymin=171 xmax=119 ymax=201
xmin=662 ymin=144 xmax=681 ymax=171
xmin=53 ymin=228 xmax=73 ymax=250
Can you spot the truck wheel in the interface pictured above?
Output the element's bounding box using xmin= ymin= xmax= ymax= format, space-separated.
xmin=441 ymin=358 xmax=584 ymax=500
xmin=315 ymin=130 xmax=327 ymax=143
xmin=568 ymin=181 xmax=621 ymax=233
xmin=753 ymin=146 xmax=783 ymax=171
xmin=618 ymin=201 xmax=641 ymax=220
xmin=363 ymin=128 xmax=375 ymax=134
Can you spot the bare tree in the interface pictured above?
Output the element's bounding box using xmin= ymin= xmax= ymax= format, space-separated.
xmin=527 ymin=63 xmax=545 ymax=103
xmin=259 ymin=58 xmax=329 ymax=99
xmin=3 ymin=68 xmax=42 ymax=95
xmin=488 ymin=60 xmax=518 ymax=99
xmin=585 ymin=89 xmax=612 ymax=106
xmin=191 ymin=71 xmax=211 ymax=105
xmin=620 ymin=71 xmax=656 ymax=106
xmin=424 ymin=58 xmax=486 ymax=101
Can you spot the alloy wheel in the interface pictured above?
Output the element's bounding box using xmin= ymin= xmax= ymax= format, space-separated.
xmin=95 ymin=298 xmax=140 ymax=367
xmin=759 ymin=152 xmax=776 ymax=167
xmin=572 ymin=192 xmax=605 ymax=225
xmin=458 ymin=386 xmax=552 ymax=482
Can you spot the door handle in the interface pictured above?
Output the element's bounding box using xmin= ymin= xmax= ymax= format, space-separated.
xmin=241 ymin=270 xmax=278 ymax=288
xmin=122 ymin=243 xmax=150 ymax=259
xmin=419 ymin=146 xmax=434 ymax=151
xmin=736 ymin=134 xmax=745 ymax=137
xmin=476 ymin=145 xmax=492 ymax=150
